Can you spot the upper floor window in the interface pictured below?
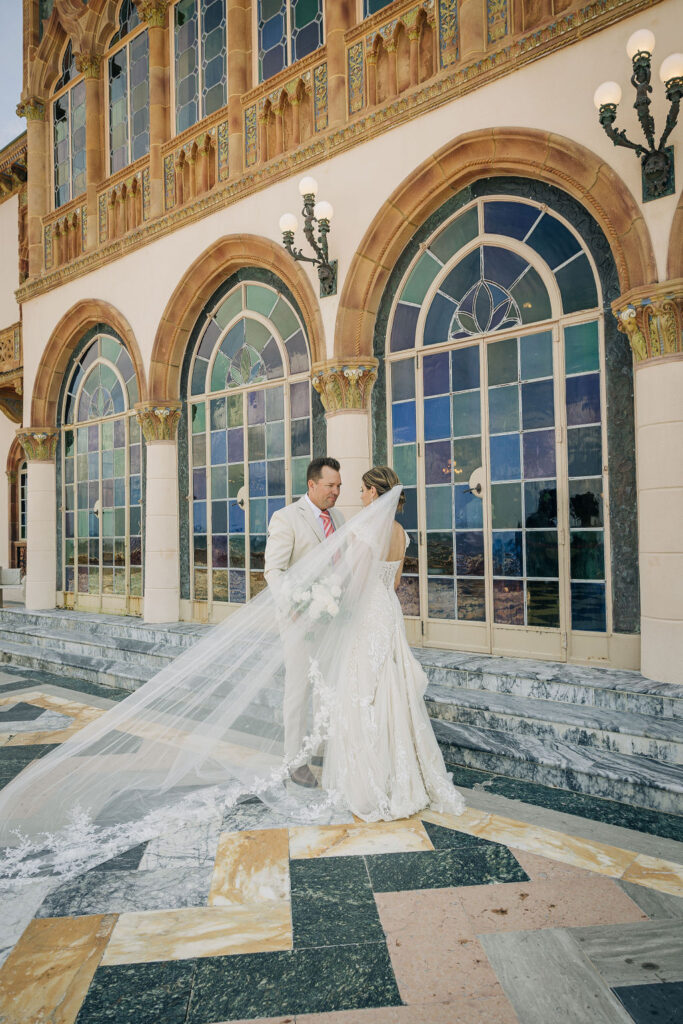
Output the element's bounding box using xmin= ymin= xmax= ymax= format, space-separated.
xmin=108 ymin=0 xmax=150 ymax=173
xmin=174 ymin=0 xmax=227 ymax=134
xmin=363 ymin=0 xmax=393 ymax=15
xmin=52 ymin=41 xmax=86 ymax=208
xmin=258 ymin=0 xmax=323 ymax=83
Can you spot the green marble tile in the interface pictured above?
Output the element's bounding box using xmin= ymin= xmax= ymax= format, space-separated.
xmin=75 ymin=960 xmax=195 ymax=1023
xmin=291 ymin=889 xmax=384 ymax=948
xmin=422 ymin=819 xmax=501 ymax=854
xmin=365 ymin=845 xmax=528 ymax=892
xmin=187 ymin=943 xmax=402 ymax=1022
xmin=0 ymin=669 xmax=130 ymax=703
xmin=289 ymin=854 xmax=373 ymax=898
xmin=0 ymin=744 xmax=59 ymax=789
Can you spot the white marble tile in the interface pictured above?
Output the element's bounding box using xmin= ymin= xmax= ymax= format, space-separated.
xmin=0 ymin=877 xmax=58 ymax=951
xmin=138 ymin=813 xmax=223 ymax=871
xmin=572 ymin=918 xmax=683 ymax=986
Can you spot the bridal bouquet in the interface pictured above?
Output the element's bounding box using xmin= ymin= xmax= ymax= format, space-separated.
xmin=281 ymin=575 xmax=343 ymax=628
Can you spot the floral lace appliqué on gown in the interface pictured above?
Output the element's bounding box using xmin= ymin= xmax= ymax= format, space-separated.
xmin=322 ymin=531 xmax=466 ymax=822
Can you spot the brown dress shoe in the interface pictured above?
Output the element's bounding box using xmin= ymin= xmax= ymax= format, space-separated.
xmin=289 ymin=765 xmax=319 ymax=788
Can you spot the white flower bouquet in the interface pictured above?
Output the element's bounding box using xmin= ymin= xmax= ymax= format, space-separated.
xmin=282 ymin=575 xmax=343 ymax=628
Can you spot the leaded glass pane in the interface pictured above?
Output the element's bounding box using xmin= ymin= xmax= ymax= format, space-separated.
xmin=109 ymin=48 xmax=129 ymax=173
xmin=54 ymin=41 xmax=77 ymax=93
xmin=70 ymin=80 xmax=87 ymax=198
xmin=175 ymin=0 xmax=199 ymax=132
xmin=53 ymin=96 xmax=70 ymax=208
xmin=129 ymin=32 xmax=150 ymax=161
xmin=111 ymin=0 xmax=141 ymax=46
xmin=201 ymin=0 xmax=227 ymax=117
xmin=258 ymin=0 xmax=287 ymax=81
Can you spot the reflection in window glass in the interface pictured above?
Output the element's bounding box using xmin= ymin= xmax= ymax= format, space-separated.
xmin=52 ymin=44 xmax=86 ymax=209
xmin=108 ymin=9 xmax=149 ymax=173
xmin=258 ymin=0 xmax=323 ymax=82
xmin=174 ymin=0 xmax=226 ymax=134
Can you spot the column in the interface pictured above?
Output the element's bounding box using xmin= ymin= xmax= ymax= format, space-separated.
xmin=140 ymin=0 xmax=171 ymax=220
xmin=16 ymin=97 xmax=48 ymax=278
xmin=459 ymin=0 xmax=487 ymax=60
xmin=136 ymin=403 xmax=182 ymax=623
xmin=227 ymin=0 xmax=250 ymax=176
xmin=16 ymin=429 xmax=58 ymax=609
xmin=312 ymin=360 xmax=378 ymax=521
xmin=75 ymin=53 xmax=103 ymax=252
xmin=614 ymin=282 xmax=683 ymax=684
xmin=324 ymin=0 xmax=356 ymax=128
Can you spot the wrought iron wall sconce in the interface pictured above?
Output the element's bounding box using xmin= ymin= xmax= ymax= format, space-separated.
xmin=593 ymin=30 xmax=683 ymax=202
xmin=279 ymin=176 xmax=338 ymax=298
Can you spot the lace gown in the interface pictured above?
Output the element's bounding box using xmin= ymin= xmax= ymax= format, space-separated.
xmin=322 ymin=533 xmax=466 ymax=822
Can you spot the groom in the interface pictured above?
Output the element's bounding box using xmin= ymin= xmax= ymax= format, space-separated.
xmin=264 ymin=457 xmax=343 ymax=787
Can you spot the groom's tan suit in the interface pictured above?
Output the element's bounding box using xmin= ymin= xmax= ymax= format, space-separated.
xmin=264 ymin=496 xmax=344 ymax=760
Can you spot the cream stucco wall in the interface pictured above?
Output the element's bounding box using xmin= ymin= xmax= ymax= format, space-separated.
xmin=20 ymin=1 xmax=682 ymax=416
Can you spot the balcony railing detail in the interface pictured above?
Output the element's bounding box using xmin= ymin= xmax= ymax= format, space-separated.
xmin=43 ymin=199 xmax=87 ymax=270
xmin=0 ymin=322 xmax=22 ymax=423
xmin=163 ymin=112 xmax=230 ymax=213
xmin=96 ymin=158 xmax=151 ymax=245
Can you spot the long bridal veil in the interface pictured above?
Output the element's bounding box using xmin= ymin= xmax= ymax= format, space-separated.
xmin=0 ymin=487 xmax=403 ymax=883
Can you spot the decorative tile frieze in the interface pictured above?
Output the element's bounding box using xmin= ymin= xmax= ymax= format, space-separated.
xmin=0 ymin=323 xmax=21 ymax=370
xmin=163 ymin=153 xmax=176 ymax=210
xmin=135 ymin=403 xmax=183 ymax=442
xmin=16 ymin=429 xmax=59 ymax=462
xmin=217 ymin=121 xmax=229 ymax=181
xmin=142 ymin=166 xmax=151 ymax=220
xmin=487 ymin=0 xmax=509 ymax=44
xmin=98 ymin=193 xmax=108 ymax=244
xmin=438 ymin=0 xmax=458 ymax=67
xmin=348 ymin=42 xmax=365 ymax=115
xmin=314 ymin=63 xmax=328 ymax=133
xmin=614 ymin=282 xmax=683 ymax=363
xmin=244 ymin=104 xmax=258 ymax=167
xmin=43 ymin=221 xmax=53 ymax=270
xmin=312 ymin=360 xmax=379 ymax=413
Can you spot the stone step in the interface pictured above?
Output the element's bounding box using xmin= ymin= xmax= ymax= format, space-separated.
xmin=0 ymin=639 xmax=155 ymax=691
xmin=0 ymin=607 xmax=205 ymax=651
xmin=426 ymin=684 xmax=683 ymax=764
xmin=415 ymin=649 xmax=683 ymax=720
xmin=433 ymin=718 xmax=683 ymax=813
xmin=0 ymin=626 xmax=177 ymax=671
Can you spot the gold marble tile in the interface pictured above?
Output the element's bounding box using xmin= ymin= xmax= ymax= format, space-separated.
xmin=6 ymin=727 xmax=84 ymax=746
xmin=289 ymin=819 xmax=434 ymax=859
xmin=209 ymin=828 xmax=290 ymax=906
xmin=0 ymin=691 xmax=44 ymax=707
xmin=0 ymin=913 xmax=116 ymax=1024
xmin=622 ymin=853 xmax=683 ymax=897
xmin=421 ymin=806 xmax=492 ymax=835
xmin=473 ymin=813 xmax=638 ymax=879
xmin=101 ymin=902 xmax=292 ymax=965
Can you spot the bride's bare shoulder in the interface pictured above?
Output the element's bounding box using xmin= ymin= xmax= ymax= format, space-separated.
xmin=387 ymin=519 xmax=407 ymax=560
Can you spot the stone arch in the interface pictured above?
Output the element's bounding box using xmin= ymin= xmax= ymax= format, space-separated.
xmin=335 ymin=127 xmax=658 ymax=358
xmin=30 ymin=299 xmax=148 ymax=427
xmin=149 ymin=234 xmax=325 ymax=403
xmin=667 ymin=189 xmax=683 ymax=280
xmin=6 ymin=435 xmax=24 ymax=480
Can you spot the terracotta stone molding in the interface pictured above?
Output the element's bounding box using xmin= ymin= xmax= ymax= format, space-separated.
xmin=135 ymin=402 xmax=182 ymax=442
xmin=16 ymin=428 xmax=59 ymax=462
xmin=137 ymin=0 xmax=170 ymax=26
xmin=613 ymin=280 xmax=683 ymax=364
xmin=312 ymin=358 xmax=379 ymax=412
xmin=74 ymin=52 xmax=102 ymax=79
xmin=335 ymin=127 xmax=658 ymax=359
xmin=30 ymin=299 xmax=148 ymax=427
xmin=6 ymin=436 xmax=25 ymax=478
xmin=149 ymin=234 xmax=325 ymax=403
xmin=16 ymin=97 xmax=45 ymax=122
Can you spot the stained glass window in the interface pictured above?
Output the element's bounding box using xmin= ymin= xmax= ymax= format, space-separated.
xmin=19 ymin=463 xmax=27 ymax=541
xmin=61 ymin=335 xmax=143 ymax=601
xmin=364 ymin=0 xmax=394 ymax=16
xmin=52 ymin=44 xmax=86 ymax=209
xmin=258 ymin=0 xmax=323 ymax=82
xmin=108 ymin=5 xmax=149 ymax=173
xmin=174 ymin=0 xmax=227 ymax=134
xmin=188 ymin=282 xmax=312 ymax=605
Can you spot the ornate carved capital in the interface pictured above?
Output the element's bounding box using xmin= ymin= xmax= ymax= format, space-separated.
xmin=135 ymin=402 xmax=182 ymax=442
xmin=613 ymin=280 xmax=683 ymax=363
xmin=312 ymin=359 xmax=379 ymax=413
xmin=17 ymin=97 xmax=45 ymax=122
xmin=137 ymin=0 xmax=170 ymax=27
xmin=16 ymin=428 xmax=59 ymax=462
xmin=75 ymin=53 xmax=102 ymax=79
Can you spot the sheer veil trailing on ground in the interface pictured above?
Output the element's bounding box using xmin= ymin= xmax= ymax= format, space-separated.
xmin=0 ymin=487 xmax=407 ymax=884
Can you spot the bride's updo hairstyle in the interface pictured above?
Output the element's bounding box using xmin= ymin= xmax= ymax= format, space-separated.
xmin=362 ymin=466 xmax=405 ymax=511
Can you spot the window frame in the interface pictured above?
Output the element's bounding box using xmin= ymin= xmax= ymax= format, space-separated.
xmin=104 ymin=16 xmax=150 ymax=176
xmin=170 ymin=0 xmax=229 ymax=137
xmin=254 ymin=0 xmax=326 ymax=85
xmin=50 ymin=42 xmax=86 ymax=210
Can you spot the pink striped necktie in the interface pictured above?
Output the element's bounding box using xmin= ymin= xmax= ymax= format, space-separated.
xmin=320 ymin=509 xmax=335 ymax=539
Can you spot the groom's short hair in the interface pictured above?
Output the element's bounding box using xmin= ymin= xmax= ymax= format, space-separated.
xmin=307 ymin=457 xmax=341 ymax=483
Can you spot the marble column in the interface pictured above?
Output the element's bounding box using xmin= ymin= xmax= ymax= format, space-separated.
xmin=614 ymin=281 xmax=683 ymax=685
xmin=140 ymin=0 xmax=171 ymax=220
xmin=16 ymin=97 xmax=48 ymax=278
xmin=227 ymin=0 xmax=250 ymax=176
xmin=16 ymin=429 xmax=59 ymax=609
xmin=136 ymin=403 xmax=182 ymax=623
xmin=75 ymin=53 xmax=103 ymax=252
xmin=324 ymin=0 xmax=356 ymax=128
xmin=312 ymin=360 xmax=378 ymax=521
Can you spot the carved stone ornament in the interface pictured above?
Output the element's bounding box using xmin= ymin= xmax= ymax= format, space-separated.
xmin=75 ymin=53 xmax=102 ymax=79
xmin=16 ymin=97 xmax=45 ymax=122
xmin=135 ymin=403 xmax=182 ymax=442
xmin=137 ymin=0 xmax=170 ymax=26
xmin=614 ymin=280 xmax=683 ymax=363
xmin=312 ymin=360 xmax=379 ymax=413
xmin=16 ymin=429 xmax=59 ymax=462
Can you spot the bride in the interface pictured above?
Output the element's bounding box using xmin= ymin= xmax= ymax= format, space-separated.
xmin=0 ymin=468 xmax=463 ymax=883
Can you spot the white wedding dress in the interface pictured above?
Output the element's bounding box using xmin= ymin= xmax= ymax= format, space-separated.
xmin=324 ymin=531 xmax=466 ymax=822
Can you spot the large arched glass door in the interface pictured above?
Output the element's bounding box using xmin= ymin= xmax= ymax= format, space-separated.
xmin=187 ymin=280 xmax=313 ymax=619
xmin=60 ymin=333 xmax=143 ymax=613
xmin=387 ymin=198 xmax=608 ymax=662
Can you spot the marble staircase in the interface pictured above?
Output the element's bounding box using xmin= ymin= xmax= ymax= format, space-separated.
xmin=0 ymin=608 xmax=680 ymax=813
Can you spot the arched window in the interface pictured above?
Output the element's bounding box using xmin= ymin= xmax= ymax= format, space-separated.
xmin=385 ymin=196 xmax=608 ymax=659
xmin=187 ymin=280 xmax=313 ymax=608
xmin=258 ymin=0 xmax=323 ymax=82
xmin=60 ymin=334 xmax=143 ymax=610
xmin=107 ymin=0 xmax=150 ymax=173
xmin=52 ymin=41 xmax=86 ymax=208
xmin=173 ymin=0 xmax=227 ymax=133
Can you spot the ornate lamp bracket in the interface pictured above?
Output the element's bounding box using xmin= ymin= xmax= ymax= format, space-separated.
xmin=279 ymin=177 xmax=338 ymax=298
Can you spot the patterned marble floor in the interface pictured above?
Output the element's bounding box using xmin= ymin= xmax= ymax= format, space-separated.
xmin=0 ymin=665 xmax=682 ymax=1024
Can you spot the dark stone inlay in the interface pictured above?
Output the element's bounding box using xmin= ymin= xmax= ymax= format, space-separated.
xmin=612 ymin=980 xmax=683 ymax=1024
xmin=365 ymin=845 xmax=529 ymax=892
xmin=87 ymin=842 xmax=150 ymax=873
xmin=0 ymin=668 xmax=130 ymax=703
xmin=0 ymin=702 xmax=46 ymax=722
xmin=186 ymin=943 xmax=402 ymax=1022
xmin=289 ymin=853 xmax=384 ymax=948
xmin=0 ymin=744 xmax=60 ymax=789
xmin=289 ymin=854 xmax=374 ymax=898
xmin=422 ymin=818 xmax=500 ymax=853
xmin=75 ymin=959 xmax=195 ymax=1024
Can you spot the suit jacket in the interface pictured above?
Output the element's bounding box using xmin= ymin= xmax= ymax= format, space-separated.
xmin=264 ymin=496 xmax=344 ymax=590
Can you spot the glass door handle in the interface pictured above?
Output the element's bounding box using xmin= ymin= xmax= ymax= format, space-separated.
xmin=466 ymin=483 xmax=482 ymax=495
xmin=467 ymin=466 xmax=485 ymax=499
